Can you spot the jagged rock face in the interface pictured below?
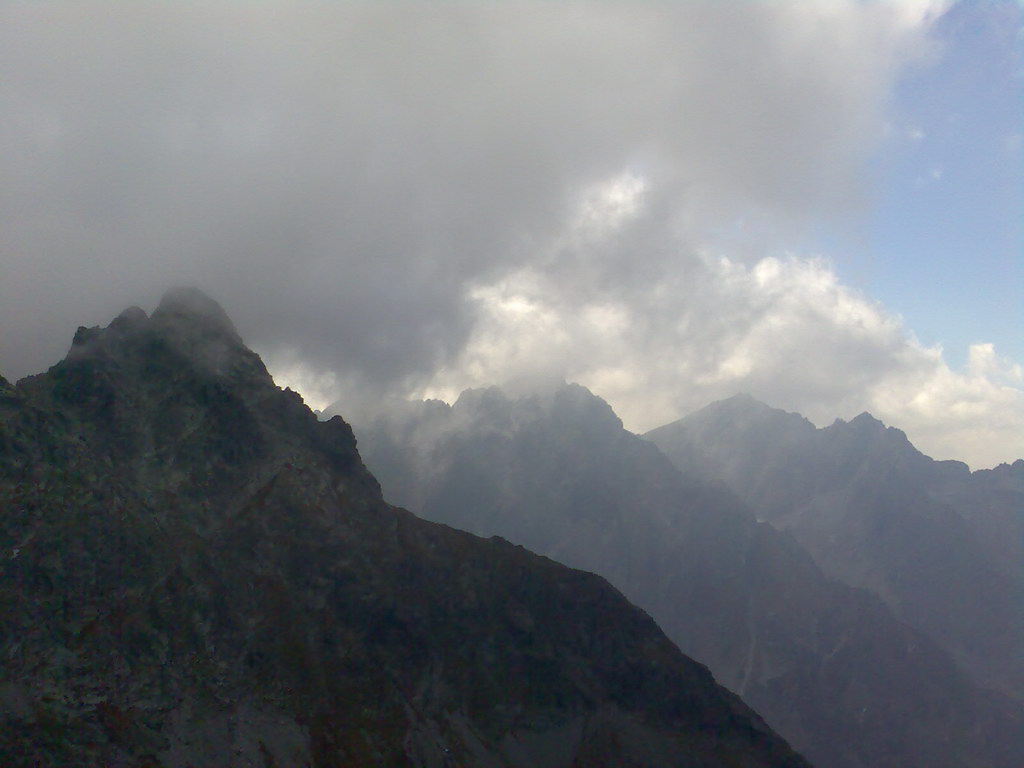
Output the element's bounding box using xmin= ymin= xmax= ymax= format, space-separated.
xmin=645 ymin=395 xmax=1024 ymax=699
xmin=354 ymin=386 xmax=1023 ymax=768
xmin=0 ymin=291 xmax=809 ymax=768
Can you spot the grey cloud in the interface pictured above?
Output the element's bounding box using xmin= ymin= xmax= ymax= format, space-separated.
xmin=1 ymin=3 xmax=936 ymax=406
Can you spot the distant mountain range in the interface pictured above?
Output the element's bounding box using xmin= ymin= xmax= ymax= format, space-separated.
xmin=0 ymin=290 xmax=808 ymax=768
xmin=353 ymin=385 xmax=1023 ymax=768
xmin=646 ymin=394 xmax=1024 ymax=699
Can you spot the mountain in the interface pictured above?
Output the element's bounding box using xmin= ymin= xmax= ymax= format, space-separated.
xmin=0 ymin=289 xmax=809 ymax=768
xmin=645 ymin=395 xmax=1024 ymax=698
xmin=928 ymin=458 xmax=1024 ymax=593
xmin=352 ymin=385 xmax=1023 ymax=768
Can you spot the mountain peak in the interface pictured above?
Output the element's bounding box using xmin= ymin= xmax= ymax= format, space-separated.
xmin=54 ymin=287 xmax=267 ymax=392
xmin=698 ymin=393 xmax=801 ymax=422
xmin=848 ymin=411 xmax=885 ymax=429
xmin=551 ymin=382 xmax=624 ymax=428
xmin=723 ymin=392 xmax=759 ymax=405
xmin=452 ymin=384 xmax=510 ymax=412
xmin=152 ymin=286 xmax=241 ymax=344
xmin=109 ymin=304 xmax=148 ymax=331
xmin=451 ymin=382 xmax=623 ymax=436
xmin=649 ymin=393 xmax=815 ymax=443
xmin=712 ymin=392 xmax=776 ymax=414
xmin=828 ymin=411 xmax=915 ymax=446
xmin=1 ymin=295 xmax=811 ymax=768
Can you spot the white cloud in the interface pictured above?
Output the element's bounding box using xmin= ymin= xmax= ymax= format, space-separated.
xmin=868 ymin=343 xmax=1024 ymax=468
xmin=414 ymin=216 xmax=1024 ymax=469
xmin=576 ymin=173 xmax=647 ymax=236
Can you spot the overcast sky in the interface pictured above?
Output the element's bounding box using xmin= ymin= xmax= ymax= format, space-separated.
xmin=1 ymin=1 xmax=1021 ymax=468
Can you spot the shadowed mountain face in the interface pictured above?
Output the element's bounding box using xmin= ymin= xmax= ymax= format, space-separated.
xmin=645 ymin=395 xmax=1024 ymax=699
xmin=353 ymin=385 xmax=1023 ymax=768
xmin=0 ymin=290 xmax=809 ymax=768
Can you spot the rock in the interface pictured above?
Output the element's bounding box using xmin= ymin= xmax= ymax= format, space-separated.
xmin=0 ymin=292 xmax=809 ymax=768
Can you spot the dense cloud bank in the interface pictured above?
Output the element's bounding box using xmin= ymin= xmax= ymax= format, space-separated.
xmin=2 ymin=1 xmax=1019 ymax=467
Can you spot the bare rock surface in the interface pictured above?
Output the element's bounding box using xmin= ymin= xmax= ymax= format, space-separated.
xmin=0 ymin=290 xmax=808 ymax=768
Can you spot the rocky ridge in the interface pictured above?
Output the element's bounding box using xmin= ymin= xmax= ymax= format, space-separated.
xmin=353 ymin=384 xmax=1023 ymax=768
xmin=0 ymin=289 xmax=808 ymax=768
xmin=645 ymin=394 xmax=1024 ymax=698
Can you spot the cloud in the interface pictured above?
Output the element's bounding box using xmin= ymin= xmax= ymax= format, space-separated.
xmin=3 ymin=1 xmax=1018 ymax=467
xmin=0 ymin=2 xmax=937 ymax=372
xmin=417 ymin=229 xmax=1024 ymax=468
xmin=870 ymin=341 xmax=1024 ymax=469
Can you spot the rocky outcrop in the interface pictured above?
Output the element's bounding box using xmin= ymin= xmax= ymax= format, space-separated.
xmin=0 ymin=290 xmax=808 ymax=768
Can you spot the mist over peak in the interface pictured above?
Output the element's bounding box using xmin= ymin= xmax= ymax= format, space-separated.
xmin=152 ymin=286 xmax=241 ymax=342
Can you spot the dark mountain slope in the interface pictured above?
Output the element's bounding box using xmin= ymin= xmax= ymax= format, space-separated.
xmin=646 ymin=395 xmax=1024 ymax=697
xmin=353 ymin=385 xmax=1022 ymax=768
xmin=929 ymin=458 xmax=1024 ymax=591
xmin=0 ymin=289 xmax=808 ymax=768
